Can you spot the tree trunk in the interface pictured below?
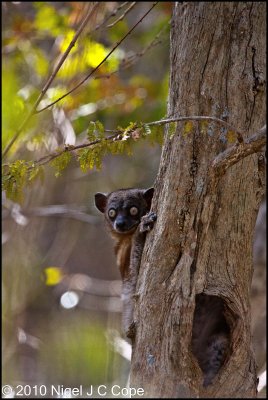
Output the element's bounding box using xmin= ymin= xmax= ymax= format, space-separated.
xmin=130 ymin=2 xmax=266 ymax=398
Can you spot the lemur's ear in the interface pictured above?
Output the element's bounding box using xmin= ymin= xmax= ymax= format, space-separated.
xmin=143 ymin=187 xmax=154 ymax=208
xmin=94 ymin=193 xmax=108 ymax=213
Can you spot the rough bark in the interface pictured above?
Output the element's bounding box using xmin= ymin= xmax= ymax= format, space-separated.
xmin=130 ymin=2 xmax=266 ymax=398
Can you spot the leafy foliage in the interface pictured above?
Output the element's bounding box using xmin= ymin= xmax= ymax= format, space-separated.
xmin=2 ymin=113 xmax=242 ymax=202
xmin=2 ymin=160 xmax=45 ymax=202
xmin=2 ymin=115 xmax=167 ymax=200
xmin=78 ymin=146 xmax=103 ymax=172
xmin=28 ymin=165 xmax=45 ymax=184
xmin=2 ymin=160 xmax=28 ymax=202
xmin=2 ymin=2 xmax=171 ymax=202
xmin=50 ymin=151 xmax=72 ymax=177
xmin=87 ymin=120 xmax=105 ymax=141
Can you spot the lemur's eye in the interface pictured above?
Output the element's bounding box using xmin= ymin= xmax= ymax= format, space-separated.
xmin=108 ymin=208 xmax=116 ymax=218
xmin=129 ymin=206 xmax=138 ymax=216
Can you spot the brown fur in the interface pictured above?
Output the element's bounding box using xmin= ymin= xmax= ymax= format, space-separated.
xmin=95 ymin=187 xmax=155 ymax=337
xmin=95 ymin=188 xmax=154 ymax=280
xmin=114 ymin=235 xmax=132 ymax=279
xmin=191 ymin=294 xmax=230 ymax=386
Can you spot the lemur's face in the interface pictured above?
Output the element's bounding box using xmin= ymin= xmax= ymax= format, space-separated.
xmin=95 ymin=188 xmax=154 ymax=234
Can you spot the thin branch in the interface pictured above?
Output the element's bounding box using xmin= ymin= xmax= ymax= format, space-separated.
xmin=3 ymin=115 xmax=249 ymax=172
xmin=29 ymin=115 xmax=247 ymax=168
xmin=212 ymin=125 xmax=266 ymax=176
xmin=34 ymin=132 xmax=121 ymax=167
xmin=147 ymin=115 xmax=244 ymax=141
xmin=35 ymin=2 xmax=159 ymax=114
xmin=3 ymin=203 xmax=100 ymax=224
xmin=94 ymin=22 xmax=169 ymax=80
xmin=106 ymin=2 xmax=137 ymax=28
xmin=37 ymin=4 xmax=99 ymax=103
xmin=2 ymin=3 xmax=99 ymax=160
xmin=27 ymin=205 xmax=100 ymax=224
xmin=88 ymin=2 xmax=129 ymax=33
xmin=62 ymin=273 xmax=122 ymax=298
xmin=116 ymin=2 xmax=129 ymax=11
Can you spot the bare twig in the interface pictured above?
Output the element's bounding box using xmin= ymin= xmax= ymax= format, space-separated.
xmin=94 ymin=22 xmax=169 ymax=80
xmin=89 ymin=2 xmax=129 ymax=33
xmin=33 ymin=132 xmax=121 ymax=167
xmin=106 ymin=2 xmax=137 ymax=28
xmin=62 ymin=273 xmax=122 ymax=297
xmin=3 ymin=203 xmax=100 ymax=224
xmin=2 ymin=3 xmax=99 ymax=160
xmin=37 ymin=4 xmax=99 ymax=104
xmin=147 ymin=115 xmax=244 ymax=140
xmin=35 ymin=2 xmax=159 ymax=114
xmin=27 ymin=205 xmax=100 ymax=224
xmin=212 ymin=125 xmax=266 ymax=176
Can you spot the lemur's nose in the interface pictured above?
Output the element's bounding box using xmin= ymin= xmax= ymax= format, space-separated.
xmin=115 ymin=217 xmax=127 ymax=230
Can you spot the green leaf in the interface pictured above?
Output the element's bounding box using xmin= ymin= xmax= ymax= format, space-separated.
xmin=50 ymin=151 xmax=72 ymax=177
xmin=95 ymin=120 xmax=104 ymax=134
xmin=106 ymin=139 xmax=126 ymax=155
xmin=87 ymin=121 xmax=105 ymax=141
xmin=28 ymin=165 xmax=45 ymax=184
xmin=87 ymin=122 xmax=96 ymax=141
xmin=78 ymin=148 xmax=91 ymax=173
xmin=2 ymin=160 xmax=28 ymax=202
xmin=78 ymin=145 xmax=105 ymax=172
xmin=92 ymin=145 xmax=104 ymax=170
xmin=123 ymin=140 xmax=133 ymax=156
xmin=143 ymin=124 xmax=151 ymax=135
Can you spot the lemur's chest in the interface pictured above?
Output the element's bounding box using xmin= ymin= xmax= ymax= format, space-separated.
xmin=114 ymin=236 xmax=133 ymax=280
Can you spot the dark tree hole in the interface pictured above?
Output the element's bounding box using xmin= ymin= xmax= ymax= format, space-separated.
xmin=191 ymin=293 xmax=231 ymax=387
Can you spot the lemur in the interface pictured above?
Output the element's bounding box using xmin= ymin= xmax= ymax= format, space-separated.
xmin=94 ymin=187 xmax=230 ymax=387
xmin=94 ymin=187 xmax=156 ymax=338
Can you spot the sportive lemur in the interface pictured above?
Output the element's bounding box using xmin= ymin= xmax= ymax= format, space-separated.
xmin=94 ymin=187 xmax=230 ymax=387
xmin=94 ymin=187 xmax=156 ymax=338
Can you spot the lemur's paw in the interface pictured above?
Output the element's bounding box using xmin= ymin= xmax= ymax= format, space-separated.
xmin=140 ymin=212 xmax=157 ymax=233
